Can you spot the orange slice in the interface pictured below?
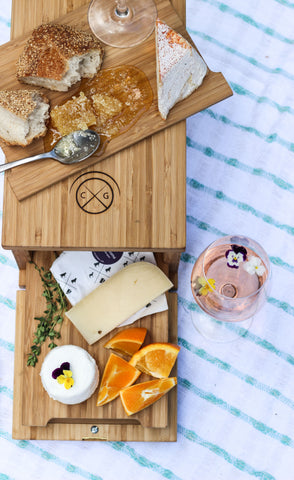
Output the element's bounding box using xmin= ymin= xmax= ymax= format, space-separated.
xmin=120 ymin=377 xmax=177 ymax=415
xmin=104 ymin=327 xmax=147 ymax=356
xmin=129 ymin=343 xmax=180 ymax=378
xmin=97 ymin=353 xmax=141 ymax=406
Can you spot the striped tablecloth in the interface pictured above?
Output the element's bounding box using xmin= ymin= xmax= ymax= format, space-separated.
xmin=1 ymin=1 xmax=294 ymax=479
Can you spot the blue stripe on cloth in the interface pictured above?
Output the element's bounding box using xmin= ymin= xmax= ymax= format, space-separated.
xmin=186 ymin=178 xmax=294 ymax=236
xmin=187 ymin=137 xmax=294 ymax=191
xmin=0 ymin=474 xmax=14 ymax=480
xmin=0 ymin=429 xmax=104 ymax=480
xmin=0 ymin=385 xmax=13 ymax=399
xmin=198 ymin=0 xmax=294 ymax=44
xmin=179 ymin=377 xmax=294 ymax=447
xmin=0 ymin=17 xmax=10 ymax=28
xmin=0 ymin=338 xmax=14 ymax=351
xmin=0 ymin=254 xmax=18 ymax=269
xmin=186 ymin=215 xmax=225 ymax=237
xmin=231 ymin=82 xmax=294 ymax=115
xmin=274 ymin=0 xmax=294 ymax=7
xmin=111 ymin=443 xmax=183 ymax=479
xmin=179 ymin=296 xmax=294 ymax=365
xmin=178 ymin=424 xmax=276 ymax=480
xmin=267 ymin=297 xmax=294 ymax=316
xmin=195 ymin=110 xmax=294 ymax=153
xmin=0 ymin=428 xmax=181 ymax=480
xmin=0 ymin=295 xmax=16 ymax=310
xmin=0 ymin=424 xmax=276 ymax=480
xmin=178 ymin=337 xmax=294 ymax=410
xmin=269 ymin=256 xmax=294 ymax=275
xmin=187 ymin=28 xmax=294 ymax=82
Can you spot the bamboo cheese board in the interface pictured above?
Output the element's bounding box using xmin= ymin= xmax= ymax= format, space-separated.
xmin=0 ymin=0 xmax=232 ymax=201
xmin=5 ymin=0 xmax=230 ymax=443
xmin=13 ymin=252 xmax=178 ymax=441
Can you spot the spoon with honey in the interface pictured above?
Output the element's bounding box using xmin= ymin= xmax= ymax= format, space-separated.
xmin=0 ymin=129 xmax=100 ymax=173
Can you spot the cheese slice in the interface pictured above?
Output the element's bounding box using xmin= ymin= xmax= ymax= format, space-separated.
xmin=155 ymin=18 xmax=207 ymax=120
xmin=66 ymin=262 xmax=173 ymax=345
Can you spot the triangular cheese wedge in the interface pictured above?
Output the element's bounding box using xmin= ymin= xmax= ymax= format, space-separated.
xmin=155 ymin=19 xmax=207 ymax=120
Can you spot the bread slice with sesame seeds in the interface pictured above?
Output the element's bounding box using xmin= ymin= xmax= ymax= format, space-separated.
xmin=0 ymin=89 xmax=50 ymax=146
xmin=16 ymin=23 xmax=104 ymax=92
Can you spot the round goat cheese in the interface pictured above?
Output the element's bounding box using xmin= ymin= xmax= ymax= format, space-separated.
xmin=40 ymin=345 xmax=99 ymax=405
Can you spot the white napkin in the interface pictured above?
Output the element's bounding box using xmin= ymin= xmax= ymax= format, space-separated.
xmin=50 ymin=251 xmax=168 ymax=326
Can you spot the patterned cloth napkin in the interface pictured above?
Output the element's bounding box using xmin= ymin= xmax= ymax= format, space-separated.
xmin=50 ymin=251 xmax=168 ymax=325
xmin=1 ymin=1 xmax=294 ymax=480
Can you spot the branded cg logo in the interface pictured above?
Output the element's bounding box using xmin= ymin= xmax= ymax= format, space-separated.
xmin=70 ymin=171 xmax=120 ymax=214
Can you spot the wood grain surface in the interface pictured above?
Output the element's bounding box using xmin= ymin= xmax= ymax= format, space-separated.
xmin=13 ymin=285 xmax=178 ymax=441
xmin=22 ymin=252 xmax=170 ymax=428
xmin=2 ymin=126 xmax=188 ymax=254
xmin=1 ymin=0 xmax=231 ymax=201
xmin=2 ymin=0 xmax=193 ymax=256
xmin=9 ymin=0 xmax=185 ymax=441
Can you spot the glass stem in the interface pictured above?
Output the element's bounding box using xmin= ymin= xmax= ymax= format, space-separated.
xmin=115 ymin=0 xmax=129 ymax=17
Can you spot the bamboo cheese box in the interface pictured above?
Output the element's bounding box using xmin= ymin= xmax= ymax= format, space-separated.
xmin=2 ymin=0 xmax=232 ymax=441
xmin=0 ymin=0 xmax=231 ymax=202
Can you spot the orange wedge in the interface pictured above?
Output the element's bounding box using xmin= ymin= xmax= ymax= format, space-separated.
xmin=97 ymin=353 xmax=141 ymax=406
xmin=120 ymin=377 xmax=177 ymax=415
xmin=129 ymin=343 xmax=180 ymax=378
xmin=104 ymin=327 xmax=147 ymax=356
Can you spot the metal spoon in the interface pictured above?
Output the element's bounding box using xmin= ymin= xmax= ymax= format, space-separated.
xmin=0 ymin=129 xmax=100 ymax=173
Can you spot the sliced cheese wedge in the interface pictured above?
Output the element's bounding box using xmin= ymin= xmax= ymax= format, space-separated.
xmin=66 ymin=262 xmax=173 ymax=345
xmin=155 ymin=18 xmax=207 ymax=120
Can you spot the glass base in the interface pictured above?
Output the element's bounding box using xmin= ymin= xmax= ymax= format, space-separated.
xmin=191 ymin=311 xmax=253 ymax=343
xmin=88 ymin=0 xmax=157 ymax=48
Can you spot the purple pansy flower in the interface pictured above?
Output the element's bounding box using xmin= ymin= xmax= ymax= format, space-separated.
xmin=226 ymin=245 xmax=247 ymax=269
xmin=52 ymin=362 xmax=70 ymax=379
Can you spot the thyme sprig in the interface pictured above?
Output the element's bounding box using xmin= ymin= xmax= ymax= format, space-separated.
xmin=27 ymin=262 xmax=68 ymax=367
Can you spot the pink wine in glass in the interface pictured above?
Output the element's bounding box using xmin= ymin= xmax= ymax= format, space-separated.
xmin=190 ymin=236 xmax=271 ymax=340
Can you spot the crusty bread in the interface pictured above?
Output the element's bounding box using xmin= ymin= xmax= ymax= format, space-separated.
xmin=17 ymin=23 xmax=104 ymax=92
xmin=0 ymin=89 xmax=49 ymax=146
xmin=155 ymin=19 xmax=207 ymax=120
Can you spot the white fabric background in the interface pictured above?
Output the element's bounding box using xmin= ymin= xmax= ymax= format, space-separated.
xmin=1 ymin=1 xmax=294 ymax=479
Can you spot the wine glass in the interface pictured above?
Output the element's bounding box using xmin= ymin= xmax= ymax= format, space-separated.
xmin=190 ymin=235 xmax=271 ymax=342
xmin=88 ymin=0 xmax=157 ymax=48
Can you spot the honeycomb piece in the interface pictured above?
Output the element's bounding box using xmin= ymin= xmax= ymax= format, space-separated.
xmin=91 ymin=93 xmax=123 ymax=125
xmin=51 ymin=92 xmax=96 ymax=136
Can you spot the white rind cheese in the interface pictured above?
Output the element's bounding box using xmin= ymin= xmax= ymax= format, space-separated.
xmin=40 ymin=345 xmax=99 ymax=405
xmin=66 ymin=262 xmax=173 ymax=345
xmin=155 ymin=18 xmax=207 ymax=120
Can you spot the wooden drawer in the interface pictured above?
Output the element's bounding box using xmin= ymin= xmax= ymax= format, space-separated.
xmin=12 ymin=252 xmax=178 ymax=441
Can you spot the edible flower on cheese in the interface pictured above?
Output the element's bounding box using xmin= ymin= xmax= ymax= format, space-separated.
xmin=52 ymin=361 xmax=74 ymax=389
xmin=57 ymin=369 xmax=74 ymax=389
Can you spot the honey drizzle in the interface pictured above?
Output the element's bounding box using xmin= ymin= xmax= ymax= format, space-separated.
xmin=44 ymin=65 xmax=153 ymax=153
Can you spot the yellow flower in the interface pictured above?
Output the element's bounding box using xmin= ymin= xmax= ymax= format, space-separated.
xmin=57 ymin=369 xmax=74 ymax=389
xmin=198 ymin=277 xmax=215 ymax=296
